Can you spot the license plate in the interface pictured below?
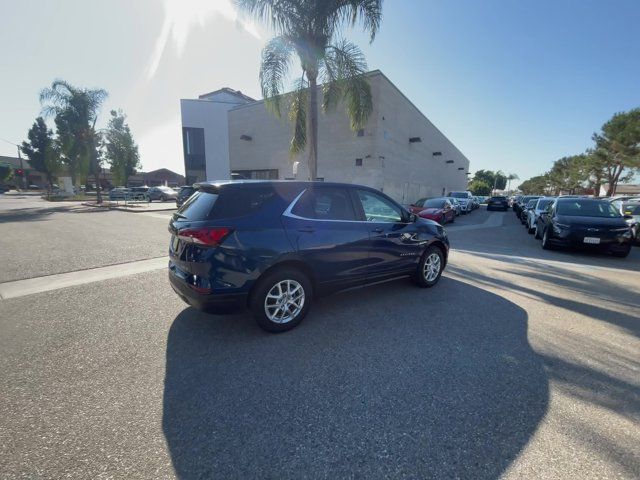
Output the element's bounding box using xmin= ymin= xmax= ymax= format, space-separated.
xmin=583 ymin=237 xmax=600 ymax=244
xmin=171 ymin=235 xmax=180 ymax=251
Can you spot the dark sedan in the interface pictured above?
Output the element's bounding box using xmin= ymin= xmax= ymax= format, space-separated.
xmin=169 ymin=181 xmax=449 ymax=332
xmin=487 ymin=196 xmax=509 ymax=211
xmin=535 ymin=198 xmax=633 ymax=257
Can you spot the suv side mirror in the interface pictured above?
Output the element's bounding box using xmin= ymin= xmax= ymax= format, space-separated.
xmin=409 ymin=213 xmax=418 ymax=222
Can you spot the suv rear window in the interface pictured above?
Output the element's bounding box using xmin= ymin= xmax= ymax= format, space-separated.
xmin=176 ymin=191 xmax=219 ymax=220
xmin=177 ymin=185 xmax=278 ymax=221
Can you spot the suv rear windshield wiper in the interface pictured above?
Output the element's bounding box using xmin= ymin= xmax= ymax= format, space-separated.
xmin=173 ymin=212 xmax=187 ymax=219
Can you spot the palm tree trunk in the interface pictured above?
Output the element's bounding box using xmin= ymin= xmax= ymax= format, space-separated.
xmin=308 ymin=73 xmax=319 ymax=181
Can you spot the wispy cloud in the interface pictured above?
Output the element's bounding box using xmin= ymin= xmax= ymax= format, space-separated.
xmin=146 ymin=0 xmax=260 ymax=79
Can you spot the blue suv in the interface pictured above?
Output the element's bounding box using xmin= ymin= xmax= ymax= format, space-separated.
xmin=168 ymin=181 xmax=449 ymax=332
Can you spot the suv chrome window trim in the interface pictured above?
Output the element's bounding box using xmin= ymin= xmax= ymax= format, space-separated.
xmin=283 ymin=188 xmax=410 ymax=224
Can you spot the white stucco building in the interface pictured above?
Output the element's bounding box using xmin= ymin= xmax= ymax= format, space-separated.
xmin=180 ymin=70 xmax=470 ymax=203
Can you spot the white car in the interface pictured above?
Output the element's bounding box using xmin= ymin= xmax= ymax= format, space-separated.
xmin=448 ymin=191 xmax=474 ymax=214
xmin=526 ymin=197 xmax=556 ymax=234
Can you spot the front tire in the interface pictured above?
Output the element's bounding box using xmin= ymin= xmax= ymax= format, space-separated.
xmin=612 ymin=246 xmax=631 ymax=258
xmin=250 ymin=268 xmax=313 ymax=333
xmin=413 ymin=245 xmax=445 ymax=288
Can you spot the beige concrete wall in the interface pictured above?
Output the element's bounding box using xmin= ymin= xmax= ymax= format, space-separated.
xmin=228 ymin=71 xmax=470 ymax=203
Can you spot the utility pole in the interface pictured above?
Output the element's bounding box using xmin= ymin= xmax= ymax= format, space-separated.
xmin=17 ymin=146 xmax=27 ymax=189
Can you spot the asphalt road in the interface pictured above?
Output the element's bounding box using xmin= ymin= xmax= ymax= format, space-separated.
xmin=0 ymin=197 xmax=638 ymax=479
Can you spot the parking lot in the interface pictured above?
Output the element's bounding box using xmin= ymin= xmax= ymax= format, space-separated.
xmin=1 ymin=196 xmax=638 ymax=479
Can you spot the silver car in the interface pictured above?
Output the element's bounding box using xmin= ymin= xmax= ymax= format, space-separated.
xmin=148 ymin=186 xmax=178 ymax=202
xmin=621 ymin=202 xmax=640 ymax=243
xmin=526 ymin=197 xmax=556 ymax=234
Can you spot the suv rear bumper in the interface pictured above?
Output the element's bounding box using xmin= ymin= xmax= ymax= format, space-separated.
xmin=169 ymin=268 xmax=247 ymax=314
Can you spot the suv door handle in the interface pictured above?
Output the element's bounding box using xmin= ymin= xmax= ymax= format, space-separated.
xmin=297 ymin=226 xmax=315 ymax=233
xmin=371 ymin=227 xmax=384 ymax=233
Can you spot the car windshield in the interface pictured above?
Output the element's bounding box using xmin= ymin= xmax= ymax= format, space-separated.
xmin=536 ymin=199 xmax=553 ymax=210
xmin=556 ymin=200 xmax=622 ymax=218
xmin=490 ymin=196 xmax=506 ymax=201
xmin=424 ymin=199 xmax=445 ymax=208
xmin=449 ymin=192 xmax=468 ymax=199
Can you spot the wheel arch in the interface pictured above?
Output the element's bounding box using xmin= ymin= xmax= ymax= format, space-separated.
xmin=247 ymin=259 xmax=317 ymax=306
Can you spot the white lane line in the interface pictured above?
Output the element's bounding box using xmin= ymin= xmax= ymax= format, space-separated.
xmin=0 ymin=257 xmax=169 ymax=300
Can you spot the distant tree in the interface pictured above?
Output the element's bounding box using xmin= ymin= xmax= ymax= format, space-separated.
xmin=546 ymin=155 xmax=588 ymax=194
xmin=40 ymin=79 xmax=108 ymax=202
xmin=519 ymin=175 xmax=549 ymax=195
xmin=20 ymin=117 xmax=62 ymax=191
xmin=468 ymin=179 xmax=491 ymax=196
xmin=0 ymin=163 xmax=13 ymax=183
xmin=104 ymin=110 xmax=141 ymax=186
xmin=236 ymin=0 xmax=383 ymax=180
xmin=591 ymin=108 xmax=640 ymax=196
xmin=471 ymin=170 xmax=507 ymax=192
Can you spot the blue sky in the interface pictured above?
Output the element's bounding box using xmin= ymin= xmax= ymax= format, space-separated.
xmin=1 ymin=0 xmax=639 ymax=185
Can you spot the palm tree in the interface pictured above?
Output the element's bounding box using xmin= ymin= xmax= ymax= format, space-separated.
xmin=236 ymin=0 xmax=383 ymax=180
xmin=40 ymin=80 xmax=108 ymax=202
xmin=506 ymin=173 xmax=519 ymax=195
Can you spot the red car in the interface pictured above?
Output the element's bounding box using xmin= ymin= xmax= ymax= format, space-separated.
xmin=408 ymin=197 xmax=456 ymax=224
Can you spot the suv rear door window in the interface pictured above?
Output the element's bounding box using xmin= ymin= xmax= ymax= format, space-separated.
xmin=292 ymin=187 xmax=357 ymax=221
xmin=356 ymin=190 xmax=403 ymax=223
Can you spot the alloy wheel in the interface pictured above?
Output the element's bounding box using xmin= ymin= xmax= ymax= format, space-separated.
xmin=423 ymin=252 xmax=441 ymax=282
xmin=264 ymin=279 xmax=305 ymax=324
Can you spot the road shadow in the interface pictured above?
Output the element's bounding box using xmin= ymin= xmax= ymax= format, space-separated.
xmin=162 ymin=278 xmax=548 ymax=479
xmin=0 ymin=206 xmax=108 ymax=223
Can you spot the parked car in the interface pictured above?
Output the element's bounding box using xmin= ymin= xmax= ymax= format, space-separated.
xmin=128 ymin=186 xmax=149 ymax=201
xmin=408 ymin=197 xmax=456 ymax=224
xmin=535 ymin=198 xmax=633 ymax=257
xmin=148 ymin=186 xmax=178 ymax=202
xmin=175 ymin=186 xmax=196 ymax=207
xmin=448 ymin=197 xmax=462 ymax=216
xmin=520 ymin=198 xmax=540 ymax=224
xmin=621 ymin=202 xmax=640 ymax=244
xmin=525 ymin=197 xmax=555 ymax=234
xmin=486 ymin=195 xmax=509 ymax=211
xmin=514 ymin=195 xmax=540 ymax=216
xmin=168 ymin=181 xmax=450 ymax=332
xmin=447 ymin=191 xmax=474 ymax=214
xmin=108 ymin=187 xmax=129 ymax=201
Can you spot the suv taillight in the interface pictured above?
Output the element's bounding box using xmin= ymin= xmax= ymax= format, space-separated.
xmin=177 ymin=227 xmax=233 ymax=246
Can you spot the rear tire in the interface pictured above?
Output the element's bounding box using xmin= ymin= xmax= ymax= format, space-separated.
xmin=413 ymin=245 xmax=445 ymax=288
xmin=250 ymin=268 xmax=313 ymax=333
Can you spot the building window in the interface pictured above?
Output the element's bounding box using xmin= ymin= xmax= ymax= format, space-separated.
xmin=232 ymin=169 xmax=279 ymax=180
xmin=182 ymin=127 xmax=206 ymax=170
xmin=355 ymin=158 xmax=363 ymax=166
